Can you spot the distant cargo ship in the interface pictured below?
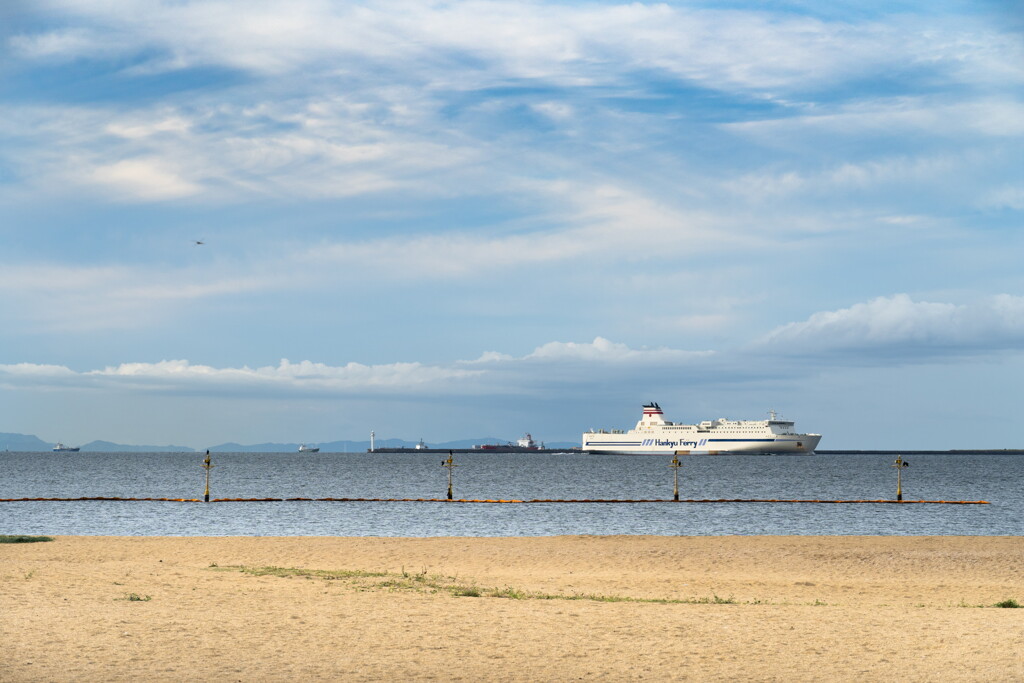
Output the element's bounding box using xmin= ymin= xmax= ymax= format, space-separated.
xmin=474 ymin=433 xmax=541 ymax=451
xmin=52 ymin=442 xmax=80 ymax=452
xmin=297 ymin=444 xmax=320 ymax=453
xmin=582 ymin=403 xmax=821 ymax=455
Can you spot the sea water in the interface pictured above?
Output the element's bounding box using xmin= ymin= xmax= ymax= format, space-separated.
xmin=0 ymin=451 xmax=1020 ymax=536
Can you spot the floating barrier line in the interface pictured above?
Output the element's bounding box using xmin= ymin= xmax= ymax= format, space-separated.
xmin=0 ymin=497 xmax=990 ymax=504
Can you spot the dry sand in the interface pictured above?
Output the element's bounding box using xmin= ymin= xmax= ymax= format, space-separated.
xmin=2 ymin=535 xmax=1022 ymax=681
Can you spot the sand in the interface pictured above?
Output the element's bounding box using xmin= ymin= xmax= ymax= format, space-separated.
xmin=1 ymin=535 xmax=1022 ymax=681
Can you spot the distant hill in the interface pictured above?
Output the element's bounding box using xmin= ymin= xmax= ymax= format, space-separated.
xmin=0 ymin=433 xmax=53 ymax=451
xmin=0 ymin=433 xmax=196 ymax=452
xmin=81 ymin=440 xmax=195 ymax=453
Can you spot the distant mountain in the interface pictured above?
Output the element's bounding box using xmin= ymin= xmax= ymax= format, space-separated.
xmin=81 ymin=440 xmax=195 ymax=453
xmin=0 ymin=433 xmax=197 ymax=452
xmin=0 ymin=432 xmax=52 ymax=451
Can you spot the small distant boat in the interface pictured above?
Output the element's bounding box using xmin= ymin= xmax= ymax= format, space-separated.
xmin=53 ymin=442 xmax=80 ymax=452
xmin=414 ymin=439 xmax=428 ymax=450
xmin=297 ymin=444 xmax=320 ymax=453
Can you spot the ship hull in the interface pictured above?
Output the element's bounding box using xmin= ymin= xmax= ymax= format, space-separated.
xmin=583 ymin=434 xmax=821 ymax=455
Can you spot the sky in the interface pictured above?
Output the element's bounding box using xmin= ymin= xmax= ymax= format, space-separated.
xmin=1 ymin=0 xmax=1022 ymax=450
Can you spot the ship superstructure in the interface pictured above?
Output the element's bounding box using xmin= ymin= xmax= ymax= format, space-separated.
xmin=582 ymin=403 xmax=821 ymax=455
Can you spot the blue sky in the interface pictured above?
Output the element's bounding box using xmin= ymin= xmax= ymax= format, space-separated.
xmin=1 ymin=0 xmax=1022 ymax=449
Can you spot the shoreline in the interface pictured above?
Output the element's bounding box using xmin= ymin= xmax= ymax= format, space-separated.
xmin=3 ymin=535 xmax=1021 ymax=681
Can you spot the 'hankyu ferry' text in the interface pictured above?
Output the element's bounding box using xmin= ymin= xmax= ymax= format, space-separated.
xmin=642 ymin=438 xmax=709 ymax=448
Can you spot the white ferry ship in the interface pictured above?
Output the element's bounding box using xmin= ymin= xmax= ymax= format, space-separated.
xmin=582 ymin=403 xmax=821 ymax=455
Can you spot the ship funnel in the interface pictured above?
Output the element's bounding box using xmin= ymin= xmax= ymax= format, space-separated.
xmin=640 ymin=402 xmax=667 ymax=427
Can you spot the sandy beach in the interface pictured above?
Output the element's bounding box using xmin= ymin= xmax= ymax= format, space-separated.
xmin=2 ymin=535 xmax=1021 ymax=681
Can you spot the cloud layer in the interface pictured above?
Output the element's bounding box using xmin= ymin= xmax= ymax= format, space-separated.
xmin=5 ymin=1 xmax=1020 ymax=211
xmin=4 ymin=295 xmax=1021 ymax=399
xmin=758 ymin=294 xmax=1024 ymax=358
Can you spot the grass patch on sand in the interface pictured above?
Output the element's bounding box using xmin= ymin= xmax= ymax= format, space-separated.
xmin=120 ymin=593 xmax=152 ymax=602
xmin=0 ymin=535 xmax=54 ymax=543
xmin=221 ymin=565 xmax=391 ymax=581
xmin=212 ymin=565 xmax=755 ymax=605
xmin=958 ymin=598 xmax=1021 ymax=609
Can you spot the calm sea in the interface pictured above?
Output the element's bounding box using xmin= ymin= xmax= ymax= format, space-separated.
xmin=0 ymin=452 xmax=1020 ymax=536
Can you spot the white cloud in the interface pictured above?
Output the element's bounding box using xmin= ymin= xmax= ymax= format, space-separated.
xmin=523 ymin=336 xmax=711 ymax=363
xmin=757 ymin=294 xmax=1024 ymax=357
xmin=0 ymin=363 xmax=77 ymax=377
xmin=724 ymin=153 xmax=962 ymax=202
xmin=463 ymin=350 xmax=514 ymax=364
xmin=878 ymin=215 xmax=924 ymax=225
xmin=105 ymin=116 xmax=192 ymax=140
xmin=531 ymin=102 xmax=574 ymax=121
xmin=9 ymin=28 xmax=108 ymax=59
xmin=90 ymin=157 xmax=201 ymax=200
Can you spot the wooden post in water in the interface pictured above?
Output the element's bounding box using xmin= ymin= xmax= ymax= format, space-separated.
xmin=202 ymin=450 xmax=214 ymax=503
xmin=669 ymin=454 xmax=682 ymax=501
xmin=892 ymin=456 xmax=909 ymax=501
xmin=441 ymin=451 xmax=457 ymax=500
